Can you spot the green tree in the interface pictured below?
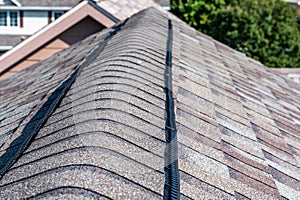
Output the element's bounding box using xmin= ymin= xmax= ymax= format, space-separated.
xmin=172 ymin=0 xmax=300 ymax=68
xmin=171 ymin=0 xmax=228 ymax=34
xmin=209 ymin=0 xmax=300 ymax=68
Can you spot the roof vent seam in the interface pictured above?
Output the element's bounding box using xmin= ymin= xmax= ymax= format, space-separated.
xmin=163 ymin=19 xmax=180 ymax=200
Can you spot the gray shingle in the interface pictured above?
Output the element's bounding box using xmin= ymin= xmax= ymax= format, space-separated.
xmin=0 ymin=6 xmax=300 ymax=200
xmin=17 ymin=0 xmax=80 ymax=7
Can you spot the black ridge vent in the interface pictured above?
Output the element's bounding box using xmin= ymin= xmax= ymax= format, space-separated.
xmin=0 ymin=20 xmax=128 ymax=179
xmin=163 ymin=19 xmax=180 ymax=200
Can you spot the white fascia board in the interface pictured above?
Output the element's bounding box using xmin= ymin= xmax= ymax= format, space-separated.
xmin=10 ymin=0 xmax=21 ymax=7
xmin=0 ymin=46 xmax=13 ymax=51
xmin=0 ymin=6 xmax=72 ymax=11
xmin=163 ymin=6 xmax=170 ymax=11
xmin=0 ymin=1 xmax=88 ymax=63
xmin=285 ymin=0 xmax=298 ymax=3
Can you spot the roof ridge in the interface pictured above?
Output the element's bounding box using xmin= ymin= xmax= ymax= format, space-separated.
xmin=163 ymin=19 xmax=180 ymax=199
xmin=0 ymin=20 xmax=128 ymax=178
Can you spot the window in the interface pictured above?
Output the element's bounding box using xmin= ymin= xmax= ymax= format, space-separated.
xmin=0 ymin=11 xmax=19 ymax=27
xmin=10 ymin=11 xmax=18 ymax=26
xmin=52 ymin=11 xmax=64 ymax=21
xmin=0 ymin=11 xmax=7 ymax=26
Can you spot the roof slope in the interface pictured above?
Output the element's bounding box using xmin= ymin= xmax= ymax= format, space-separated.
xmin=96 ymin=0 xmax=163 ymax=21
xmin=17 ymin=0 xmax=80 ymax=7
xmin=270 ymin=68 xmax=300 ymax=83
xmin=0 ymin=7 xmax=300 ymax=199
xmin=15 ymin=0 xmax=164 ymax=8
xmin=172 ymin=20 xmax=300 ymax=199
xmin=0 ymin=35 xmax=24 ymax=47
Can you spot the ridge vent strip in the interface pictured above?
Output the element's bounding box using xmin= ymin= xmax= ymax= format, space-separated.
xmin=163 ymin=19 xmax=180 ymax=200
xmin=0 ymin=19 xmax=128 ymax=179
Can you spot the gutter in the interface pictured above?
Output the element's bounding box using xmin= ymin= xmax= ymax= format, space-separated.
xmin=0 ymin=6 xmax=72 ymax=11
xmin=0 ymin=46 xmax=13 ymax=51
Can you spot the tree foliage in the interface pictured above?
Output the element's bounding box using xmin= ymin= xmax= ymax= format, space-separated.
xmin=172 ymin=0 xmax=300 ymax=68
xmin=171 ymin=0 xmax=228 ymax=34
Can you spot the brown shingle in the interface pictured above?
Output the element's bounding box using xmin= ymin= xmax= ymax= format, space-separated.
xmin=0 ymin=6 xmax=300 ymax=199
xmin=269 ymin=166 xmax=300 ymax=191
xmin=229 ymin=167 xmax=281 ymax=199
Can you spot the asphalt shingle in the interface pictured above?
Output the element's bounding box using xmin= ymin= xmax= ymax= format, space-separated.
xmin=0 ymin=7 xmax=300 ymax=200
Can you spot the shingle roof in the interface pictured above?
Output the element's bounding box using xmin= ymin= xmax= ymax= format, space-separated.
xmin=6 ymin=0 xmax=165 ymax=8
xmin=153 ymin=0 xmax=170 ymax=7
xmin=0 ymin=35 xmax=25 ymax=47
xmin=96 ymin=0 xmax=163 ymax=21
xmin=17 ymin=0 xmax=80 ymax=7
xmin=0 ymin=35 xmax=25 ymax=56
xmin=0 ymin=7 xmax=300 ymax=199
xmin=269 ymin=68 xmax=300 ymax=83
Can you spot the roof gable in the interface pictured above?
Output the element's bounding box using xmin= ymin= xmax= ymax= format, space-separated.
xmin=0 ymin=0 xmax=116 ymax=79
xmin=0 ymin=0 xmax=161 ymax=80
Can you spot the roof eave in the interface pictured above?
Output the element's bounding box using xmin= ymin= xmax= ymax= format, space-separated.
xmin=0 ymin=46 xmax=13 ymax=51
xmin=0 ymin=6 xmax=72 ymax=11
xmin=163 ymin=6 xmax=170 ymax=11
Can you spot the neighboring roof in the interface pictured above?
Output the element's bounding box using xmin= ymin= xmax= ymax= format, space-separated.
xmin=269 ymin=68 xmax=300 ymax=83
xmin=153 ymin=0 xmax=170 ymax=8
xmin=96 ymin=0 xmax=164 ymax=21
xmin=0 ymin=0 xmax=161 ymax=79
xmin=0 ymin=0 xmax=116 ymax=78
xmin=1 ymin=7 xmax=300 ymax=199
xmin=15 ymin=0 xmax=169 ymax=8
xmin=0 ymin=35 xmax=25 ymax=47
xmin=16 ymin=0 xmax=80 ymax=7
xmin=285 ymin=0 xmax=300 ymax=3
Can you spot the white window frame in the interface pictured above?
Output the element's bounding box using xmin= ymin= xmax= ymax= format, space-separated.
xmin=0 ymin=11 xmax=8 ymax=26
xmin=51 ymin=11 xmax=64 ymax=22
xmin=0 ymin=10 xmax=19 ymax=27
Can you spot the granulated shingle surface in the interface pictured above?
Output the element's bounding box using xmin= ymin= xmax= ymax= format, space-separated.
xmin=0 ymin=7 xmax=300 ymax=200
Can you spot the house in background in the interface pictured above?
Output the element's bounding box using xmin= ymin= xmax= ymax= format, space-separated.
xmin=0 ymin=0 xmax=163 ymax=80
xmin=0 ymin=0 xmax=170 ymax=56
xmin=0 ymin=0 xmax=80 ymax=55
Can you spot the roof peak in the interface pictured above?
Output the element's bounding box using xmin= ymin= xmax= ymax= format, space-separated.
xmin=0 ymin=6 xmax=300 ymax=200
